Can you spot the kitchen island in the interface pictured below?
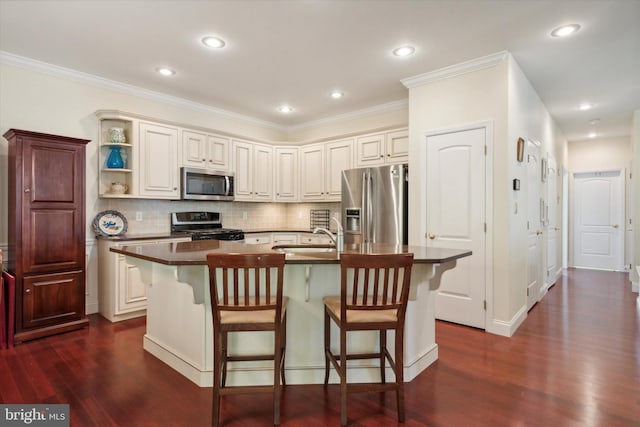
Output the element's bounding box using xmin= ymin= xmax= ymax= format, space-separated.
xmin=111 ymin=240 xmax=471 ymax=387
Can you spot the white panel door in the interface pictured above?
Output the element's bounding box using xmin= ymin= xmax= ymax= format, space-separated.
xmin=526 ymin=140 xmax=542 ymax=310
xmin=572 ymin=170 xmax=624 ymax=271
xmin=427 ymin=126 xmax=486 ymax=329
xmin=546 ymin=156 xmax=559 ymax=284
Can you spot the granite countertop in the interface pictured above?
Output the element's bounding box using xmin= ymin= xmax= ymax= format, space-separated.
xmin=110 ymin=239 xmax=472 ymax=266
xmin=96 ymin=229 xmax=338 ymax=241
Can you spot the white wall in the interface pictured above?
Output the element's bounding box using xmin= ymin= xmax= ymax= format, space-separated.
xmin=632 ymin=109 xmax=640 ymax=292
xmin=406 ymin=52 xmax=567 ymax=335
xmin=568 ymin=136 xmax=631 ymax=171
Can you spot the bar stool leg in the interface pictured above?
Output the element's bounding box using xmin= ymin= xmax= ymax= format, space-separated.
xmin=221 ymin=331 xmax=228 ymax=387
xmin=323 ymin=306 xmax=331 ymax=385
xmin=212 ymin=330 xmax=222 ymax=427
xmin=395 ymin=326 xmax=405 ymax=423
xmin=379 ymin=329 xmax=386 ymax=384
xmin=274 ymin=324 xmax=282 ymax=425
xmin=340 ymin=327 xmax=347 ymax=426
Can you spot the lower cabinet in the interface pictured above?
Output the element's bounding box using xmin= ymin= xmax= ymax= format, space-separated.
xmin=98 ymin=237 xmax=189 ymax=322
xmin=298 ymin=232 xmax=334 ymax=245
xmin=22 ymin=270 xmax=84 ymax=330
xmin=243 ymin=233 xmax=272 ymax=245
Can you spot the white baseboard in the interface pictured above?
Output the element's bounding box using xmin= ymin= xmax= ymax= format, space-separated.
xmin=486 ymin=305 xmax=527 ymax=337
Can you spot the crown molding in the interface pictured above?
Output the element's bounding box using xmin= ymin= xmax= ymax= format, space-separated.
xmin=286 ymin=99 xmax=408 ymax=133
xmin=0 ymin=51 xmax=284 ymax=131
xmin=401 ymin=51 xmax=509 ymax=89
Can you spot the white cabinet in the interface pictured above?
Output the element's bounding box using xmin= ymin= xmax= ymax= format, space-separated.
xmin=139 ymin=122 xmax=179 ymax=198
xmin=300 ymin=138 xmax=353 ymax=201
xmin=298 ymin=232 xmax=334 ymax=245
xmin=272 ymin=233 xmax=298 ymax=244
xmin=275 ymin=147 xmax=299 ymax=201
xmin=233 ymin=140 xmax=273 ymax=201
xmin=181 ymin=130 xmax=230 ymax=171
xmin=98 ymin=237 xmax=190 ymax=322
xmin=97 ymin=113 xmax=136 ymax=198
xmin=243 ymin=233 xmax=272 ymax=245
xmin=356 ymin=128 xmax=408 ymax=167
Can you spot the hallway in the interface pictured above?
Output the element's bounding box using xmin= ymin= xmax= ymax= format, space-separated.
xmin=1 ymin=269 xmax=638 ymax=426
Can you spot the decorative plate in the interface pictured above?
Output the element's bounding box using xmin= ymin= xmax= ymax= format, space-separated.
xmin=93 ymin=210 xmax=128 ymax=236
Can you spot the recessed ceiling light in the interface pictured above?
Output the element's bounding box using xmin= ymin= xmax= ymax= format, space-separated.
xmin=588 ymin=132 xmax=597 ymax=138
xmin=588 ymin=118 xmax=601 ymax=125
xmin=156 ymin=67 xmax=175 ymax=76
xmin=392 ymin=45 xmax=415 ymax=57
xmin=278 ymin=105 xmax=294 ymax=114
xmin=578 ymin=103 xmax=593 ymax=111
xmin=551 ymin=24 xmax=581 ymax=37
xmin=202 ymin=36 xmax=226 ymax=49
xmin=330 ymin=91 xmax=344 ymax=99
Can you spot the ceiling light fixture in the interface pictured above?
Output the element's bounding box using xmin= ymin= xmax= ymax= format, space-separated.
xmin=578 ymin=103 xmax=593 ymax=111
xmin=202 ymin=36 xmax=226 ymax=49
xmin=551 ymin=24 xmax=581 ymax=37
xmin=588 ymin=132 xmax=597 ymax=138
xmin=392 ymin=45 xmax=415 ymax=57
xmin=278 ymin=105 xmax=294 ymax=114
xmin=330 ymin=91 xmax=344 ymax=99
xmin=156 ymin=67 xmax=175 ymax=76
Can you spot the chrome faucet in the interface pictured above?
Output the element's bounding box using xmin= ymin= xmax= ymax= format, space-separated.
xmin=313 ymin=218 xmax=344 ymax=252
xmin=313 ymin=227 xmax=336 ymax=244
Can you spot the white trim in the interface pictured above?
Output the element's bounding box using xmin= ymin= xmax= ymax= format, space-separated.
xmin=1 ymin=50 xmax=408 ymax=137
xmin=401 ymin=51 xmax=508 ymax=89
xmin=487 ymin=305 xmax=527 ymax=337
xmin=0 ymin=51 xmax=282 ymax=131
xmin=422 ymin=120 xmax=494 ymax=332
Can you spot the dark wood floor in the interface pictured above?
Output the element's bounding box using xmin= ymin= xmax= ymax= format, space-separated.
xmin=1 ymin=268 xmax=638 ymax=426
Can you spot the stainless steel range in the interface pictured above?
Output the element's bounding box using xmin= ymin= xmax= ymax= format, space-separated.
xmin=171 ymin=212 xmax=244 ymax=241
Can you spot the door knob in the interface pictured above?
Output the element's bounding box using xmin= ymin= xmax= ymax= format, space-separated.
xmin=427 ymin=233 xmax=436 ymax=240
xmin=612 ymin=224 xmax=619 ymax=228
xmin=536 ymin=230 xmax=543 ymax=235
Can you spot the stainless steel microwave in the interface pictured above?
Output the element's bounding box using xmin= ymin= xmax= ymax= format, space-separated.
xmin=180 ymin=167 xmax=235 ymax=201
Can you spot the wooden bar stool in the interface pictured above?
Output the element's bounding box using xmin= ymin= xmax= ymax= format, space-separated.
xmin=206 ymin=253 xmax=287 ymax=427
xmin=323 ymin=252 xmax=414 ymax=425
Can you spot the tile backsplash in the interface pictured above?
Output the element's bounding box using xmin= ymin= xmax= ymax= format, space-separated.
xmin=100 ymin=199 xmax=341 ymax=234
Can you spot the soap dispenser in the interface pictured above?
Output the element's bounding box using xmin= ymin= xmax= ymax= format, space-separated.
xmin=332 ymin=217 xmax=344 ymax=252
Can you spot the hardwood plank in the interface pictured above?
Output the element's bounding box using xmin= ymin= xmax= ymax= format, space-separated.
xmin=0 ymin=268 xmax=638 ymax=426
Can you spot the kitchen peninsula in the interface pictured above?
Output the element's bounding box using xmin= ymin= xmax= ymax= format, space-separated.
xmin=111 ymin=240 xmax=471 ymax=387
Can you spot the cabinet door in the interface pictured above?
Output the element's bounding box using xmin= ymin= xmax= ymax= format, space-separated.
xmin=116 ymin=252 xmax=149 ymax=314
xmin=139 ymin=122 xmax=179 ymax=198
xmin=356 ymin=133 xmax=385 ymax=167
xmin=300 ymin=144 xmax=325 ymax=201
xmin=272 ymin=233 xmax=298 ymax=244
xmin=275 ymin=147 xmax=298 ymax=201
xmin=326 ymin=138 xmax=353 ymax=200
xmin=233 ymin=140 xmax=253 ymax=200
xmin=207 ymin=135 xmax=230 ymax=171
xmin=244 ymin=233 xmax=272 ymax=245
xmin=299 ymin=233 xmax=334 ymax=245
xmin=253 ymin=144 xmax=273 ymax=201
xmin=181 ymin=130 xmax=207 ymax=168
xmin=22 ymin=138 xmax=85 ymax=273
xmin=386 ymin=129 xmax=409 ymax=163
xmin=22 ymin=271 xmax=84 ymax=329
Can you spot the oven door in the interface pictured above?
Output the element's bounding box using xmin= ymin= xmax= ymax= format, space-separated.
xmin=181 ymin=168 xmax=234 ymax=201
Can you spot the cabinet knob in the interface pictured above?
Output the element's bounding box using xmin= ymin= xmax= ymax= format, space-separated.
xmin=380 ymin=155 xmax=384 ymax=158
xmin=428 ymin=233 xmax=436 ymax=240
xmin=24 ymin=188 xmax=30 ymax=193
xmin=25 ymin=289 xmax=31 ymax=294
xmin=173 ymin=187 xmax=177 ymax=190
xmin=202 ymin=158 xmax=206 ymax=161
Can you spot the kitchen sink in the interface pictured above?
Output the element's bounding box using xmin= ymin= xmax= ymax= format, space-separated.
xmin=271 ymin=244 xmax=336 ymax=254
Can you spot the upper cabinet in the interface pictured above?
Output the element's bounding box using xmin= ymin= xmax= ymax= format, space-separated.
xmin=356 ymin=128 xmax=408 ymax=167
xmin=97 ymin=113 xmax=136 ymax=198
xmin=300 ymin=138 xmax=353 ymax=202
xmin=139 ymin=122 xmax=179 ymax=199
xmin=275 ymin=147 xmax=298 ymax=202
xmin=233 ymin=139 xmax=273 ymax=201
xmin=181 ymin=130 xmax=230 ymax=171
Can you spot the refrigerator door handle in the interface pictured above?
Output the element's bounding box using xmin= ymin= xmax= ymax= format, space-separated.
xmin=366 ymin=171 xmax=373 ymax=243
xmin=361 ymin=171 xmax=368 ymax=243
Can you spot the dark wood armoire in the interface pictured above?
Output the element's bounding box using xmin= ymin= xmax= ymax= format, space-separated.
xmin=4 ymin=129 xmax=90 ymax=343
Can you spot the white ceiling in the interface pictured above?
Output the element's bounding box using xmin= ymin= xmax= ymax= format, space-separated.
xmin=1 ymin=0 xmax=638 ymax=141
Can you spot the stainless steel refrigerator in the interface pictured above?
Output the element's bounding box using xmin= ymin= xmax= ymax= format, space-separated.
xmin=341 ymin=164 xmax=408 ymax=245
